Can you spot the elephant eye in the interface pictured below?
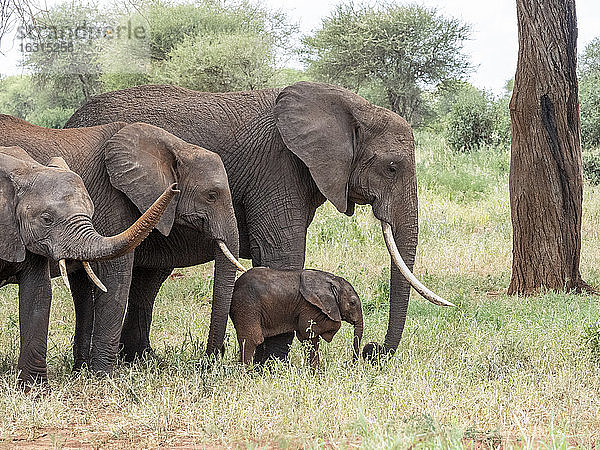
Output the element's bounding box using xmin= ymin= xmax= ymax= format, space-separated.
xmin=387 ymin=161 xmax=397 ymax=173
xmin=207 ymin=191 xmax=218 ymax=203
xmin=40 ymin=212 xmax=54 ymax=226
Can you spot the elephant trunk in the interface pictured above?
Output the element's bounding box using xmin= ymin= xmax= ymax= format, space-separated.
xmin=58 ymin=185 xmax=178 ymax=291
xmin=205 ymin=216 xmax=241 ymax=356
xmin=64 ymin=184 xmax=178 ymax=262
xmin=381 ymin=222 xmax=453 ymax=307
xmin=352 ymin=311 xmax=363 ymax=361
xmin=373 ymin=220 xmax=453 ymax=357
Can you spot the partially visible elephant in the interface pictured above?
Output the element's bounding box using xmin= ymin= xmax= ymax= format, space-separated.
xmin=66 ymin=81 xmax=453 ymax=361
xmin=230 ymin=267 xmax=363 ymax=367
xmin=0 ymin=115 xmax=243 ymax=375
xmin=0 ymin=145 xmax=175 ymax=385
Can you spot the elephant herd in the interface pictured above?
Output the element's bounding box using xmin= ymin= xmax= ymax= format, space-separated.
xmin=0 ymin=81 xmax=453 ymax=387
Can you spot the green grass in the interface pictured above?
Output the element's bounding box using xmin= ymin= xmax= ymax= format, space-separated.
xmin=1 ymin=131 xmax=600 ymax=447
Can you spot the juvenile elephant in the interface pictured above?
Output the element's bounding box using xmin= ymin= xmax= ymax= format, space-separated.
xmin=0 ymin=146 xmax=175 ymax=384
xmin=0 ymin=115 xmax=243 ymax=375
xmin=230 ymin=267 xmax=363 ymax=367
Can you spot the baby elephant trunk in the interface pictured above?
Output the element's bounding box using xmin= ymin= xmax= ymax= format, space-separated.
xmin=352 ymin=311 xmax=363 ymax=361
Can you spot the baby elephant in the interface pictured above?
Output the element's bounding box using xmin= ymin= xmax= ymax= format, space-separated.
xmin=230 ymin=267 xmax=363 ymax=367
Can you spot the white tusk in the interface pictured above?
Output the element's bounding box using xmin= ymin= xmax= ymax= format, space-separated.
xmin=217 ymin=241 xmax=247 ymax=272
xmin=82 ymin=261 xmax=108 ymax=293
xmin=59 ymin=259 xmax=70 ymax=290
xmin=381 ymin=221 xmax=455 ymax=307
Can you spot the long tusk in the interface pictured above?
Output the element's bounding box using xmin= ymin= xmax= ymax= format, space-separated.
xmin=82 ymin=261 xmax=108 ymax=293
xmin=217 ymin=241 xmax=247 ymax=272
xmin=381 ymin=221 xmax=455 ymax=307
xmin=59 ymin=259 xmax=70 ymax=290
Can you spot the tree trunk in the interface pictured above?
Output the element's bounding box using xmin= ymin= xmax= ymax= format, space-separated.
xmin=508 ymin=0 xmax=589 ymax=294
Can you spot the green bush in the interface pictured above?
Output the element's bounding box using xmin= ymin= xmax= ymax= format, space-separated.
xmin=154 ymin=32 xmax=275 ymax=92
xmin=25 ymin=107 xmax=74 ymax=129
xmin=580 ymin=73 xmax=600 ymax=150
xmin=445 ymin=88 xmax=496 ymax=151
xmin=491 ymin=94 xmax=511 ymax=147
xmin=582 ymin=148 xmax=600 ymax=185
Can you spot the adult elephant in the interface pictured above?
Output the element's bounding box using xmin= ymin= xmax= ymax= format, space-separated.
xmin=0 ymin=115 xmax=243 ymax=374
xmin=0 ymin=145 xmax=175 ymax=384
xmin=66 ymin=81 xmax=453 ymax=361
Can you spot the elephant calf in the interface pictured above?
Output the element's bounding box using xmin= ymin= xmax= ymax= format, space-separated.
xmin=230 ymin=267 xmax=363 ymax=367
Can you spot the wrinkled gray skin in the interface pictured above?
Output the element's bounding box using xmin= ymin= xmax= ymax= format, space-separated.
xmin=0 ymin=146 xmax=174 ymax=385
xmin=0 ymin=116 xmax=240 ymax=375
xmin=66 ymin=81 xmax=422 ymax=360
xmin=230 ymin=268 xmax=363 ymax=367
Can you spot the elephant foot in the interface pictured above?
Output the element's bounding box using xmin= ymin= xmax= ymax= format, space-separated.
xmin=362 ymin=342 xmax=393 ymax=362
xmin=72 ymin=356 xmax=91 ymax=373
xmin=18 ymin=373 xmax=49 ymax=394
xmin=120 ymin=345 xmax=156 ymax=364
xmin=21 ymin=380 xmax=51 ymax=397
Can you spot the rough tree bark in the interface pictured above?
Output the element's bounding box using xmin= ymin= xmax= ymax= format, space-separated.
xmin=508 ymin=0 xmax=590 ymax=294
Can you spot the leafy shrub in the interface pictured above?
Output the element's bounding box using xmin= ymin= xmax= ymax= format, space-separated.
xmin=26 ymin=107 xmax=74 ymax=129
xmin=580 ymin=73 xmax=600 ymax=150
xmin=154 ymin=32 xmax=274 ymax=92
xmin=445 ymin=88 xmax=496 ymax=151
xmin=582 ymin=148 xmax=600 ymax=185
xmin=491 ymin=94 xmax=511 ymax=147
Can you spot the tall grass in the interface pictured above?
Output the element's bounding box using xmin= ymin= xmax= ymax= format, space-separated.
xmin=1 ymin=132 xmax=600 ymax=447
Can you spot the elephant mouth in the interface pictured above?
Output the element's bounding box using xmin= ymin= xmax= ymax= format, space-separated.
xmin=59 ymin=259 xmax=107 ymax=292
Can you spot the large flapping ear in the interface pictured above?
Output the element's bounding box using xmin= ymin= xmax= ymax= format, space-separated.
xmin=274 ymin=82 xmax=363 ymax=214
xmin=0 ymin=145 xmax=38 ymax=164
xmin=300 ymin=270 xmax=342 ymax=322
xmin=47 ymin=156 xmax=71 ymax=171
xmin=0 ymin=147 xmax=33 ymax=262
xmin=104 ymin=123 xmax=182 ymax=236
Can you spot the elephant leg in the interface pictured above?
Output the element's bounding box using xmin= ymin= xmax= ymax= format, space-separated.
xmin=70 ymin=268 xmax=95 ymax=372
xmin=238 ymin=338 xmax=260 ymax=365
xmin=308 ymin=337 xmax=320 ymax=369
xmin=120 ymin=267 xmax=172 ymax=362
xmin=16 ymin=254 xmax=51 ymax=386
xmin=87 ymin=256 xmax=134 ymax=376
xmin=253 ymin=333 xmax=295 ymax=364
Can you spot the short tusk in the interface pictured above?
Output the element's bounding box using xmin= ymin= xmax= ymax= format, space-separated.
xmin=217 ymin=241 xmax=246 ymax=272
xmin=59 ymin=259 xmax=70 ymax=290
xmin=381 ymin=221 xmax=455 ymax=307
xmin=82 ymin=261 xmax=108 ymax=293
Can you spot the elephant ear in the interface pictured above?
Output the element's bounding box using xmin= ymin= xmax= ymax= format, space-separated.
xmin=0 ymin=145 xmax=38 ymax=164
xmin=274 ymin=82 xmax=360 ymax=214
xmin=300 ymin=270 xmax=342 ymax=322
xmin=104 ymin=123 xmax=182 ymax=236
xmin=0 ymin=149 xmax=29 ymax=263
xmin=47 ymin=156 xmax=71 ymax=171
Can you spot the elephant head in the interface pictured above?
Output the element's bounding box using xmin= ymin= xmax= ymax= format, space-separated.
xmin=103 ymin=123 xmax=243 ymax=353
xmin=275 ymin=82 xmax=453 ymax=358
xmin=300 ymin=270 xmax=363 ymax=360
xmin=0 ymin=145 xmax=178 ymax=288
